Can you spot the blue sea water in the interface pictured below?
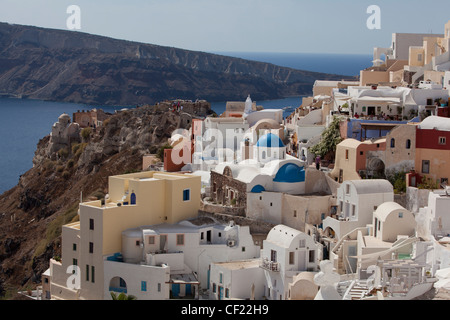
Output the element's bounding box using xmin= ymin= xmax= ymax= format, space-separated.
xmin=0 ymin=98 xmax=127 ymax=194
xmin=212 ymin=52 xmax=373 ymax=76
xmin=0 ymin=52 xmax=372 ymax=194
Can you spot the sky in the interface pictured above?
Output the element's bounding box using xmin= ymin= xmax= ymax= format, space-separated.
xmin=0 ymin=0 xmax=449 ymax=55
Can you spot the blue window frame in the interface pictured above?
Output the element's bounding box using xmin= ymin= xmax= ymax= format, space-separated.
xmin=183 ymin=189 xmax=190 ymax=201
xmin=141 ymin=281 xmax=147 ymax=292
xmin=130 ymin=192 xmax=136 ymax=205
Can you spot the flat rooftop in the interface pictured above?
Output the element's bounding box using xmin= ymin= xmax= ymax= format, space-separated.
xmin=213 ymin=259 xmax=260 ymax=270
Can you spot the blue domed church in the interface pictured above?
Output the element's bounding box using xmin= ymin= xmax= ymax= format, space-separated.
xmin=211 ymin=133 xmax=307 ymax=208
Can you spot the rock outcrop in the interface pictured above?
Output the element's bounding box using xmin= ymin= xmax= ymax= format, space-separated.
xmin=0 ymin=102 xmax=202 ymax=298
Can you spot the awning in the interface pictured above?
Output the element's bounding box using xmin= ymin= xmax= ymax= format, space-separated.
xmin=353 ymin=96 xmax=401 ymax=104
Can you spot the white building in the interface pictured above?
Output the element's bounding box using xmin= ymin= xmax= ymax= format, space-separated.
xmin=259 ymin=225 xmax=320 ymax=300
xmin=104 ymin=220 xmax=260 ymax=300
xmin=416 ymin=189 xmax=450 ymax=240
xmin=209 ymin=259 xmax=265 ymax=300
xmin=322 ymin=179 xmax=394 ymax=241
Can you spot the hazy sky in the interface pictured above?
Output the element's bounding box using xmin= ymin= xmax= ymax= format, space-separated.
xmin=0 ymin=0 xmax=449 ymax=55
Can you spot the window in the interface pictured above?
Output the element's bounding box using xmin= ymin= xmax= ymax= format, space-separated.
xmin=73 ymin=243 xmax=77 ymax=251
xmin=309 ymin=250 xmax=315 ymax=263
xmin=219 ymin=273 xmax=223 ymax=284
xmin=176 ymin=234 xmax=185 ymax=246
xmin=89 ymin=242 xmax=94 ymax=254
xmin=242 ymin=247 xmax=246 ymax=252
xmin=218 ymin=232 xmax=222 ymax=237
xmin=422 ymin=160 xmax=430 ymax=174
xmin=289 ymin=252 xmax=295 ymax=265
xmin=390 ymin=138 xmax=395 ymax=148
xmin=148 ymin=236 xmax=155 ymax=245
xmin=89 ymin=218 xmax=94 ymax=230
xmin=91 ymin=266 xmax=95 ymax=283
xmin=346 ymin=184 xmax=350 ymax=194
xmin=141 ymin=281 xmax=147 ymax=292
xmin=136 ymin=240 xmax=140 ymax=246
xmin=398 ymin=212 xmax=403 ymax=218
xmin=86 ymin=265 xmax=89 ymax=282
xmin=352 ymin=204 xmax=356 ymax=216
xmin=200 ymin=232 xmax=204 ymax=240
xmin=213 ymin=283 xmax=217 ymax=293
xmin=158 ymin=283 xmax=161 ymax=292
xmin=418 ymin=53 xmax=422 ymax=62
xmin=360 ymin=151 xmax=364 ymax=156
xmin=72 ymin=259 xmax=78 ymax=273
xmin=406 ymin=139 xmax=411 ymax=149
xmin=271 ymin=250 xmax=277 ymax=262
xmin=439 ymin=137 xmax=446 ymax=145
xmin=299 ymin=239 xmax=306 ymax=248
xmin=345 ymin=149 xmax=349 ymax=160
xmin=183 ymin=189 xmax=191 ymax=201
xmin=294 ymin=210 xmax=297 ymax=217
xmin=225 ymin=288 xmax=230 ymax=298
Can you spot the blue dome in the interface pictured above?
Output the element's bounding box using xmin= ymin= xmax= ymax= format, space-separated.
xmin=256 ymin=133 xmax=285 ymax=148
xmin=251 ymin=185 xmax=266 ymax=193
xmin=273 ymin=163 xmax=305 ymax=183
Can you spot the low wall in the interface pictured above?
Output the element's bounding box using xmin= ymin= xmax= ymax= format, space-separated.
xmin=200 ymin=200 xmax=246 ymax=217
xmin=198 ymin=210 xmax=274 ymax=235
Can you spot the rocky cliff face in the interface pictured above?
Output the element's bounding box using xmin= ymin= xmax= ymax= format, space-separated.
xmin=0 ymin=103 xmax=199 ymax=298
xmin=0 ymin=22 xmax=348 ymax=105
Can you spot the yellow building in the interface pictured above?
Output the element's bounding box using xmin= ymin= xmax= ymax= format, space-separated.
xmin=48 ymin=171 xmax=201 ymax=300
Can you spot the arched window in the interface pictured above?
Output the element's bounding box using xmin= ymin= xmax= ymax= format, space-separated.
xmin=130 ymin=192 xmax=136 ymax=205
xmin=406 ymin=139 xmax=411 ymax=149
xmin=390 ymin=138 xmax=395 ymax=148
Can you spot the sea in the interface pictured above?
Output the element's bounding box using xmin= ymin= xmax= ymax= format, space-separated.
xmin=0 ymin=52 xmax=372 ymax=194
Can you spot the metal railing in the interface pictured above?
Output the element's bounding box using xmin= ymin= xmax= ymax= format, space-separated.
xmin=259 ymin=259 xmax=280 ymax=272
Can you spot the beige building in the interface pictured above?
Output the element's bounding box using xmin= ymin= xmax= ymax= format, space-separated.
xmin=384 ymin=123 xmax=417 ymax=174
xmin=47 ymin=171 xmax=201 ymax=300
xmin=330 ymin=138 xmax=386 ymax=183
xmin=360 ymin=59 xmax=408 ymax=86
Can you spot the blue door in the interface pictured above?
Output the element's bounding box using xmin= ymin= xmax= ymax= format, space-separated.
xmin=219 ymin=286 xmax=224 ymax=300
xmin=172 ymin=284 xmax=180 ymax=298
xmin=130 ymin=193 xmax=136 ymax=205
xmin=185 ymin=284 xmax=192 ymax=295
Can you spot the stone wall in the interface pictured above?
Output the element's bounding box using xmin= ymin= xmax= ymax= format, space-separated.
xmin=200 ymin=200 xmax=246 ymax=217
xmin=210 ymin=170 xmax=247 ymax=208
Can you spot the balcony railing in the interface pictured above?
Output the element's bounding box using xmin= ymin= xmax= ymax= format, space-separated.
xmin=260 ymin=259 xmax=280 ymax=272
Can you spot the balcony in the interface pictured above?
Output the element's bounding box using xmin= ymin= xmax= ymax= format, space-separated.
xmin=259 ymin=258 xmax=280 ymax=272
